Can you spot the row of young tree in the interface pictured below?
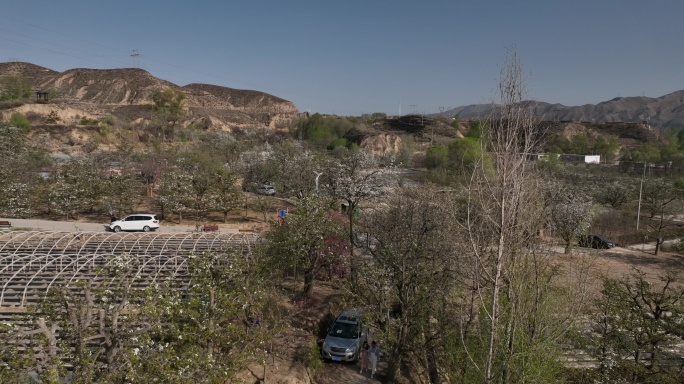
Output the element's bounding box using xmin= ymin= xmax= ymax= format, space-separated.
xmin=0 ymin=117 xmax=388 ymax=225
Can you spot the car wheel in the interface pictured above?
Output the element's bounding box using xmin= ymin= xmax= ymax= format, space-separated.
xmin=143 ymin=225 xmax=150 ymax=232
xmin=113 ymin=226 xmax=121 ymax=233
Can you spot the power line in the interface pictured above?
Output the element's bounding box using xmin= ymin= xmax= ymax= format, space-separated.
xmin=130 ymin=50 xmax=140 ymax=68
xmin=0 ymin=14 xmax=365 ymax=114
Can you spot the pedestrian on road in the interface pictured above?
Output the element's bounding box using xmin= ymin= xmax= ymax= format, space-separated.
xmin=368 ymin=340 xmax=380 ymax=378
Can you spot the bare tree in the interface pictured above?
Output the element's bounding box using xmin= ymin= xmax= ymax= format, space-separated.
xmin=459 ymin=49 xmax=553 ymax=383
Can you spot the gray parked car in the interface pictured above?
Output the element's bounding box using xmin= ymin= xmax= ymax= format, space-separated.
xmin=321 ymin=309 xmax=366 ymax=362
xmin=256 ymin=184 xmax=276 ymax=196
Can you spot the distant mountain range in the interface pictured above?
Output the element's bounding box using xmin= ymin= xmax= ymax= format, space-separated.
xmin=442 ymin=91 xmax=684 ymax=130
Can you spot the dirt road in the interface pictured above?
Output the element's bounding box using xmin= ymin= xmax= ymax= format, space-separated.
xmin=0 ymin=218 xmax=240 ymax=233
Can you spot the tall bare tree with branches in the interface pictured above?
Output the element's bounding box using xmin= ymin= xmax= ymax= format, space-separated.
xmin=459 ymin=49 xmax=564 ymax=383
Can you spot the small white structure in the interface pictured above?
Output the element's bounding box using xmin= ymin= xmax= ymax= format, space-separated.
xmin=526 ymin=153 xmax=601 ymax=164
xmin=559 ymin=154 xmax=600 ymax=164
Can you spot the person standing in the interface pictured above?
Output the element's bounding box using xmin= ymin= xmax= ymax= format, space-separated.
xmin=368 ymin=341 xmax=379 ymax=378
xmin=359 ymin=341 xmax=370 ymax=373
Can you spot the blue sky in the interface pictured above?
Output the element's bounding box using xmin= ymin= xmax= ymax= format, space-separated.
xmin=2 ymin=1 xmax=683 ymax=116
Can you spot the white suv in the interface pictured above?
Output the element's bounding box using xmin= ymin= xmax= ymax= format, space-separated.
xmin=109 ymin=214 xmax=160 ymax=232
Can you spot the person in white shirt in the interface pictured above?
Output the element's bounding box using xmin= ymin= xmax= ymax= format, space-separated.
xmin=368 ymin=341 xmax=380 ymax=378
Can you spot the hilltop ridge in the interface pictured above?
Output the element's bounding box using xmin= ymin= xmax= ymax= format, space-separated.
xmin=0 ymin=61 xmax=300 ymax=131
xmin=446 ymin=91 xmax=684 ymax=130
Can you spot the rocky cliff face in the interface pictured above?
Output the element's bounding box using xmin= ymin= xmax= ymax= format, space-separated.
xmin=0 ymin=62 xmax=300 ymax=131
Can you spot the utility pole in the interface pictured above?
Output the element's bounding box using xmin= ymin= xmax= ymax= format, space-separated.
xmin=409 ymin=104 xmax=417 ymax=115
xmin=314 ymin=171 xmax=323 ymax=195
xmin=636 ymin=160 xmax=647 ymax=231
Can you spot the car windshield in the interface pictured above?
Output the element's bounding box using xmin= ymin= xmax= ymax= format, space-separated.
xmin=328 ymin=321 xmax=359 ymax=339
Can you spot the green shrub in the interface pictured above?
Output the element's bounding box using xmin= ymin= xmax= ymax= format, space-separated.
xmin=99 ymin=115 xmax=116 ymax=126
xmin=329 ymin=137 xmax=348 ymax=149
xmin=0 ymin=75 xmax=31 ymax=100
xmin=423 ymin=167 xmax=454 ymax=186
xmin=96 ymin=115 xmax=117 ymax=135
xmin=9 ymin=113 xmax=31 ymax=132
xmin=297 ymin=336 xmax=324 ymax=379
xmin=466 ymin=119 xmax=487 ymax=138
xmin=424 ymin=145 xmax=448 ymax=169
xmin=450 ymin=114 xmax=461 ymax=129
xmin=79 ymin=116 xmax=99 ymax=126
xmin=177 ymin=130 xmax=191 ymax=142
xmin=0 ymin=100 xmax=24 ymax=110
xmin=448 ymin=137 xmax=492 ymax=174
xmin=98 ymin=124 xmax=111 ymax=136
xmin=45 ymin=110 xmax=60 ymax=124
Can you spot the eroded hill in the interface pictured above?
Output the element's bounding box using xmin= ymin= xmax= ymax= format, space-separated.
xmin=0 ymin=62 xmax=300 ymax=132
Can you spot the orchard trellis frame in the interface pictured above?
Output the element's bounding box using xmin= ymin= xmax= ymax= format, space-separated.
xmin=0 ymin=231 xmax=258 ymax=309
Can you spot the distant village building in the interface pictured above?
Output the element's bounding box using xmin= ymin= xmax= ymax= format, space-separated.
xmin=526 ymin=153 xmax=601 ymax=164
xmin=559 ymin=154 xmax=600 ymax=164
xmin=526 ymin=153 xmax=548 ymax=162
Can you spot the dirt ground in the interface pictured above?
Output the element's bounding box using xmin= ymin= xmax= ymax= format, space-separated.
xmin=591 ymin=245 xmax=684 ymax=280
xmin=234 ymin=280 xmax=389 ymax=384
xmin=562 ymin=243 xmax=684 ymax=282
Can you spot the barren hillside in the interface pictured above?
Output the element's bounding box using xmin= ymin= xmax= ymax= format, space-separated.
xmin=0 ymin=62 xmax=300 ymax=132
